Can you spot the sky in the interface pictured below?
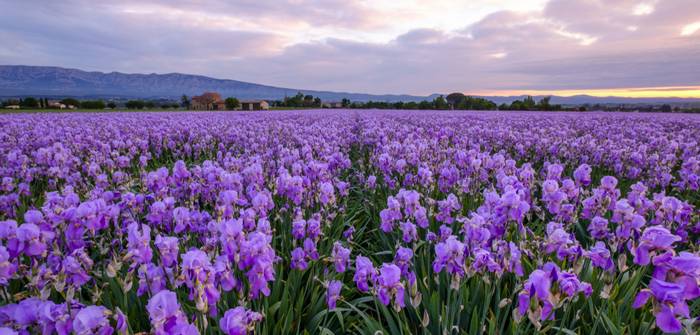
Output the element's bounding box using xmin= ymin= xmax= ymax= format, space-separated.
xmin=1 ymin=0 xmax=699 ymax=97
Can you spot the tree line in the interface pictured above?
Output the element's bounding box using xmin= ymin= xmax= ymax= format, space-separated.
xmin=4 ymin=94 xmax=699 ymax=113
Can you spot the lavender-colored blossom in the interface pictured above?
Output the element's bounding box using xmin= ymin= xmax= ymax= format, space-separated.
xmin=137 ymin=263 xmax=166 ymax=296
xmin=633 ymin=226 xmax=681 ymax=265
xmin=154 ymin=235 xmax=179 ymax=268
xmin=126 ymin=223 xmax=152 ymax=265
xmin=354 ymin=256 xmax=376 ymax=293
xmin=376 ymin=263 xmax=405 ymax=309
xmin=290 ymin=247 xmax=308 ymax=270
xmin=633 ymin=279 xmax=688 ymax=333
xmin=399 ymin=221 xmax=417 ymax=243
xmin=291 ymin=218 xmax=306 ymax=240
xmin=326 ymin=280 xmax=342 ymax=310
xmin=147 ymin=290 xmax=196 ymax=335
xmin=393 ymin=247 xmax=413 ymax=276
xmin=587 ymin=216 xmax=609 ymax=240
xmin=432 ymin=236 xmax=466 ymax=277
xmin=331 ymin=242 xmax=351 ymax=273
xmin=0 ymin=246 xmax=17 ymax=285
xmin=586 ymin=242 xmax=614 ymax=272
xmin=73 ymin=306 xmax=113 ymax=335
xmin=573 ymin=164 xmax=592 ymax=187
xmin=219 ymin=307 xmax=262 ymax=335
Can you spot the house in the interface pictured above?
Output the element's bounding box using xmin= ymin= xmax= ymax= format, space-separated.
xmin=48 ymin=101 xmax=66 ymax=109
xmin=322 ymin=101 xmax=343 ymax=108
xmin=239 ymin=100 xmax=269 ymax=111
xmin=4 ymin=105 xmax=20 ymax=109
xmin=191 ymin=92 xmax=226 ymax=110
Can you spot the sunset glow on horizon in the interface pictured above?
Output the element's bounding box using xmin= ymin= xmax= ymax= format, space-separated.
xmin=472 ymin=86 xmax=700 ymax=99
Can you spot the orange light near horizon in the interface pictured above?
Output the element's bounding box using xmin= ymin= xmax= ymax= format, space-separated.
xmin=469 ymin=86 xmax=700 ymax=99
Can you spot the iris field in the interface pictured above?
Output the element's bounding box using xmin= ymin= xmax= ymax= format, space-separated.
xmin=0 ymin=110 xmax=699 ymax=334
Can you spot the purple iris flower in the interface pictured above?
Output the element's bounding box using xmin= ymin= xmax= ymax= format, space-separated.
xmin=290 ymin=247 xmax=308 ymax=270
xmin=154 ymin=235 xmax=179 ymax=268
xmin=573 ymin=164 xmax=592 ymax=187
xmin=137 ymin=263 xmax=166 ymax=296
xmin=354 ymin=256 xmax=376 ymax=293
xmin=331 ymin=242 xmax=351 ymax=273
xmin=16 ymin=223 xmax=47 ymax=257
xmin=326 ymin=280 xmax=342 ymax=310
xmin=633 ymin=279 xmax=688 ymax=333
xmin=433 ymin=235 xmax=466 ymax=278
xmin=586 ymin=242 xmax=614 ymax=272
xmin=393 ymin=247 xmax=413 ymax=276
xmin=72 ymin=306 xmax=113 ymax=335
xmin=214 ymin=255 xmax=239 ymax=292
xmin=303 ymin=238 xmax=319 ymax=260
xmin=399 ymin=221 xmax=417 ymax=243
xmin=180 ymin=249 xmax=219 ymax=313
xmin=376 ymin=263 xmax=405 ymax=309
xmin=219 ymin=307 xmax=263 ymax=335
xmin=587 ymin=216 xmax=609 ymax=239
xmin=633 ymin=226 xmax=681 ymax=265
xmin=0 ymin=246 xmax=17 ymax=285
xmin=126 ymin=223 xmax=152 ymax=266
xmin=147 ymin=290 xmax=196 ymax=335
xmin=306 ymin=214 xmax=321 ymax=240
xmin=319 ymin=182 xmax=335 ymax=205
xmin=291 ymin=218 xmax=306 ymax=240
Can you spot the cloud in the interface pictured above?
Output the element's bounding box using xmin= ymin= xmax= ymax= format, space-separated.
xmin=0 ymin=0 xmax=698 ymax=95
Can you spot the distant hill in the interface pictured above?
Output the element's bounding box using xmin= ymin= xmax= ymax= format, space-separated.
xmin=0 ymin=65 xmax=436 ymax=102
xmin=1 ymin=65 xmax=699 ymax=105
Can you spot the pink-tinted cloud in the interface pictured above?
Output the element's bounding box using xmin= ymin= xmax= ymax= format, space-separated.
xmin=0 ymin=0 xmax=698 ymax=95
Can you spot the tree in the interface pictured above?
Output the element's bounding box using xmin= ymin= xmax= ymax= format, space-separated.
xmin=181 ymin=95 xmax=190 ymax=109
xmin=341 ymin=98 xmax=351 ymax=108
xmin=282 ymin=92 xmax=305 ymax=107
xmin=107 ymin=102 xmax=117 ymax=109
xmin=125 ymin=100 xmax=146 ymax=109
xmin=523 ymin=96 xmax=536 ymax=110
xmin=145 ymin=101 xmax=156 ymax=109
xmin=433 ymin=96 xmax=449 ymax=110
xmin=303 ymin=94 xmax=314 ymax=107
xmin=446 ymin=92 xmax=466 ymax=109
xmin=60 ymin=98 xmax=80 ymax=107
xmin=313 ymin=97 xmax=322 ymax=107
xmin=661 ymin=104 xmax=672 ymax=113
xmin=225 ymin=97 xmax=240 ymax=110
xmin=537 ymin=96 xmax=551 ymax=111
xmin=80 ymin=100 xmax=106 ymax=109
xmin=21 ymin=97 xmax=39 ymax=108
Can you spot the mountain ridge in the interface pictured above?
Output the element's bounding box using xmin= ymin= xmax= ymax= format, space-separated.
xmin=1 ymin=65 xmax=699 ymax=105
